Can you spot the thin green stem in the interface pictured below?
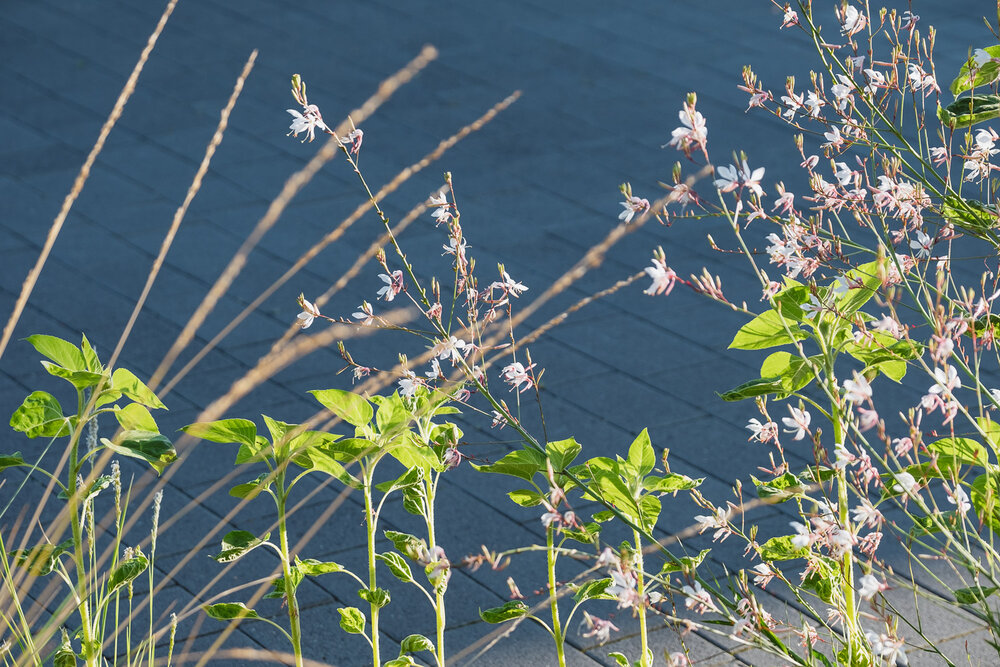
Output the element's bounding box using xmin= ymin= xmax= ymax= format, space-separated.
xmin=633 ymin=529 xmax=650 ymax=667
xmin=546 ymin=526 xmax=566 ymax=667
xmin=363 ymin=468 xmax=381 ymax=667
xmin=275 ymin=474 xmax=304 ymax=667
xmin=424 ymin=473 xmax=446 ymax=667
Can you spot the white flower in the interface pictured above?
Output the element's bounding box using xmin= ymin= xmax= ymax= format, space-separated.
xmin=746 ymin=418 xmax=777 ymax=443
xmin=425 ymin=358 xmax=442 ymax=380
xmin=946 ymin=484 xmax=971 ymax=514
xmin=579 ymin=611 xmax=619 ymax=644
xmin=782 ymin=406 xmax=811 ymax=441
xmin=665 ymin=102 xmax=708 ymax=157
xmin=338 ymin=128 xmax=363 ymax=154
xmin=352 ymin=301 xmax=375 ymax=326
xmin=681 ymin=581 xmax=718 ymax=614
xmin=693 ymin=505 xmax=732 ymax=542
xmin=428 ymin=190 xmax=451 ymax=225
xmin=287 ymin=105 xmax=328 ymax=142
xmin=752 ymin=563 xmax=775 ymax=588
xmin=790 ymin=521 xmax=812 ymax=549
xmin=833 ymin=161 xmax=854 ymax=187
xmin=823 ymin=125 xmax=844 ymax=149
xmin=398 ymin=371 xmax=420 ymax=398
xmin=619 ymin=196 xmax=650 ymax=223
xmin=714 ymin=164 xmax=740 ymax=192
xmin=858 ymin=574 xmax=882 ymax=600
xmin=839 ymin=5 xmax=867 ymax=36
xmin=297 ymin=296 xmax=320 ymax=329
xmin=739 ymin=160 xmax=766 ymax=196
xmin=893 ymin=471 xmax=920 ymax=496
xmin=490 ymin=271 xmax=528 ymax=297
xmin=608 ymin=569 xmax=640 ymax=609
xmin=502 ymin=361 xmax=537 ymax=393
xmin=804 ymin=91 xmax=825 ymax=117
xmin=843 ymin=373 xmax=871 ymax=403
xmin=974 ymin=48 xmax=994 ymax=67
xmin=643 ymin=257 xmax=677 ymax=296
xmin=432 ymin=335 xmax=469 ymax=365
xmin=376 ymin=270 xmax=404 ymax=302
xmin=851 ymin=499 xmax=882 ymax=528
xmin=910 ymin=229 xmax=932 ymax=258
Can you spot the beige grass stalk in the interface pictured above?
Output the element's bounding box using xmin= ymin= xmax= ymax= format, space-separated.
xmin=0 ymin=0 xmax=178 ymax=363
xmin=158 ymin=90 xmax=521 ymax=399
xmin=147 ymin=46 xmax=439 ymax=394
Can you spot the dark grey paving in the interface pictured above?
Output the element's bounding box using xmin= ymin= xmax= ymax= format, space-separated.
xmin=1 ymin=0 xmax=995 ymax=664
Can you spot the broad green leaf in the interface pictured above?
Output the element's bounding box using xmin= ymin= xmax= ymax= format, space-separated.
xmin=592 ymin=510 xmax=616 ymax=522
xmin=261 ymin=414 xmax=295 ymax=455
xmin=801 ymin=557 xmax=836 ymax=603
xmin=942 ymin=195 xmax=999 ymax=239
xmin=638 ymin=494 xmax=661 ymax=532
xmin=384 ymin=530 xmax=427 ymax=561
xmin=305 ymin=445 xmax=362 ymax=488
xmin=110 ymin=368 xmax=166 ymax=409
xmin=387 ymin=431 xmax=440 ymax=472
xmin=376 ymin=552 xmax=414 ymax=583
xmin=204 ymin=602 xmax=259 ymax=620
xmin=563 ymin=521 xmax=602 ymax=545
xmin=572 ymin=577 xmax=615 ymax=602
xmin=310 ymin=388 xmax=373 ymax=428
xmin=338 ymin=607 xmax=366 ymax=634
xmin=608 ymin=652 xmax=630 ymax=667
xmin=507 ymin=489 xmax=544 ymax=507
xmin=729 ymin=309 xmax=807 ymax=351
xmin=101 ymin=431 xmax=176 ymax=474
xmin=479 ymin=600 xmax=528 ymax=623
xmin=955 ymin=585 xmax=998 ymax=604
xmin=759 ymin=351 xmax=817 ymax=396
xmin=659 ymin=549 xmax=711 ymax=575
xmin=718 ymin=377 xmax=785 ymax=402
xmin=583 ymin=461 xmax=641 ymax=524
xmin=358 ymin=586 xmax=390 ymax=609
xmin=910 ymin=511 xmax=964 ymax=538
xmin=400 ymin=634 xmax=434 ymax=655
xmin=229 ymin=472 xmax=271 ymax=500
xmin=80 ymin=335 xmax=102 ymax=373
xmin=752 ymin=472 xmax=806 ymax=501
xmin=0 ymin=452 xmax=26 ymax=472
xmin=10 ymin=539 xmax=73 ymax=576
xmin=107 ymin=554 xmax=149 ymax=594
xmin=25 ymin=334 xmax=85 ymax=371
xmin=212 ymin=530 xmax=272 ymax=563
xmin=546 ymin=437 xmax=582 ymax=472
xmin=10 ymin=391 xmax=71 ymax=438
xmin=373 ymin=392 xmax=410 ymax=435
xmin=41 ymin=362 xmax=105 ymax=390
xmin=626 ymin=429 xmax=654 ymax=478
xmin=951 ymin=46 xmax=1000 ymax=96
xmin=114 ymin=403 xmax=158 ymax=432
xmin=971 ymin=473 xmax=1000 ymax=534
xmin=760 ymin=535 xmax=807 ymax=561
xmin=938 ymin=94 xmax=1000 ymax=128
xmin=402 ymin=485 xmax=425 ymax=515
xmin=296 ymin=557 xmax=345 ymax=576
xmin=53 ymin=629 xmax=76 ymax=667
xmin=471 ymin=447 xmax=546 ymax=482
xmin=880 ymin=458 xmax=964 ymax=497
xmin=979 ymin=417 xmax=1000 ymax=455
xmin=834 ymin=261 xmax=881 ymax=317
xmin=927 ymin=437 xmax=989 ymax=466
xmin=182 ymin=419 xmax=258 ymax=448
xmin=375 ymin=467 xmax=422 ymax=494
xmin=383 ymin=659 xmax=417 ymax=667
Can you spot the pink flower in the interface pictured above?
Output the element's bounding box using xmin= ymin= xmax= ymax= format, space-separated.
xmin=579 ymin=611 xmax=620 ymax=644
xmin=780 ymin=7 xmax=798 ymax=29
xmin=752 ymin=563 xmax=775 ymax=588
xmin=665 ymin=101 xmax=708 ymax=158
xmin=746 ymin=418 xmax=778 ymax=444
xmin=338 ymin=128 xmax=363 ymax=154
xmin=376 ymin=270 xmax=404 ymax=302
xmin=502 ymin=361 xmax=537 ymax=393
xmin=619 ymin=196 xmax=650 ymax=223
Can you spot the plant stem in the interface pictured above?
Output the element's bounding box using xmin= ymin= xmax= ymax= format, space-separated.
xmin=424 ymin=476 xmax=446 ymax=667
xmin=69 ymin=389 xmax=96 ymax=667
xmin=363 ymin=471 xmax=381 ymax=667
xmin=546 ymin=526 xmax=566 ymax=667
xmin=275 ymin=476 xmax=304 ymax=667
xmin=633 ymin=529 xmax=650 ymax=667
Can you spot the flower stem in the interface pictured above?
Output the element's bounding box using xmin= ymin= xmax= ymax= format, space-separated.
xmin=275 ymin=475 xmax=304 ymax=667
xmin=363 ymin=471 xmax=381 ymax=667
xmin=70 ymin=388 xmax=96 ymax=667
xmin=546 ymin=526 xmax=566 ymax=667
xmin=633 ymin=529 xmax=650 ymax=667
xmin=425 ymin=476 xmax=446 ymax=667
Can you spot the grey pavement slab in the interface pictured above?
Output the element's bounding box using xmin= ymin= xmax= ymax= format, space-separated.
xmin=2 ymin=0 xmax=996 ymax=664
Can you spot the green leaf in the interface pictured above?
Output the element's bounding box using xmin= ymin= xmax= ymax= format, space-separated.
xmin=955 ymin=585 xmax=999 ymax=604
xmin=729 ymin=309 xmax=806 ymax=351
xmin=376 ymin=552 xmax=414 ymax=583
xmin=942 ymin=195 xmax=999 ymax=239
xmin=295 ymin=557 xmax=346 ymax=576
xmin=471 ymin=447 xmax=546 ymax=482
xmin=9 ymin=539 xmax=73 ymax=576
xmin=718 ymin=376 xmax=785 ymax=402
xmin=978 ymin=417 xmax=1000 ymax=455
xmin=338 ymin=607 xmax=366 ymax=634
xmin=659 ymin=549 xmax=711 ymax=576
xmin=951 ymin=46 xmax=1000 ymax=96
xmin=212 ymin=530 xmax=272 ymax=563
xmin=626 ymin=429 xmax=654 ymax=479
xmin=53 ymin=628 xmax=76 ymax=667
xmin=182 ymin=419 xmax=258 ymax=448
xmin=358 ymin=586 xmax=390 ymax=609
xmin=40 ymin=362 xmax=105 ymax=390
xmin=582 ymin=459 xmax=641 ymax=525
xmin=760 ymin=535 xmax=807 ymax=561
xmin=938 ymin=94 xmax=1000 ymax=128
xmin=572 ymin=577 xmax=615 ymax=602
xmin=608 ymin=652 xmax=630 ymax=667
xmin=100 ymin=431 xmax=176 ymax=474
xmin=0 ymin=452 xmax=26 ymax=472
xmin=375 ymin=467 xmax=423 ymax=494
xmin=80 ymin=335 xmax=102 ymax=372
xmin=110 ymin=368 xmax=166 ymax=409
xmin=928 ymin=437 xmax=990 ymax=466
xmin=910 ymin=511 xmax=964 ymax=538
xmin=10 ymin=391 xmax=71 ymax=438
xmin=546 ymin=437 xmax=582 ymax=472
xmin=400 ymin=634 xmax=434 ymax=655
xmin=643 ymin=473 xmax=703 ymax=493
xmin=107 ymin=554 xmax=149 ymax=594
xmin=305 ymin=445 xmax=362 ymax=488
xmin=479 ymin=600 xmax=529 ymax=623
xmin=203 ymin=602 xmax=259 ymax=621
xmin=834 ymin=261 xmax=881 ymax=317
xmin=25 ymin=334 xmax=86 ymax=371
xmin=752 ymin=472 xmax=807 ymax=502
xmin=373 ymin=392 xmax=411 ymax=436
xmin=971 ymin=473 xmax=1000 ymax=534
xmin=229 ymin=473 xmax=271 ymax=500
xmin=801 ymin=558 xmax=836 ymax=603
xmin=113 ymin=403 xmax=158 ymax=432
xmin=637 ymin=494 xmax=661 ymax=533
xmin=384 ymin=531 xmax=427 ymax=561
xmin=310 ymin=388 xmax=373 ymax=428
xmin=383 ymin=659 xmax=417 ymax=667
xmin=507 ymin=489 xmax=544 ymax=507
xmin=759 ymin=351 xmax=816 ymax=396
